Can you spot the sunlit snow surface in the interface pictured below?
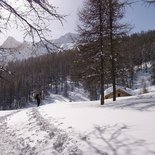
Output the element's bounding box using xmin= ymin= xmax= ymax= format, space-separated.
xmin=1 ymin=91 xmax=155 ymax=155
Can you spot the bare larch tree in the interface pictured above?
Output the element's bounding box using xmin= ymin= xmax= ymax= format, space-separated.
xmin=77 ymin=0 xmax=129 ymax=104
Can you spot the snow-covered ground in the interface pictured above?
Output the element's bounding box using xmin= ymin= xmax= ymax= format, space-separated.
xmin=1 ymin=90 xmax=155 ymax=155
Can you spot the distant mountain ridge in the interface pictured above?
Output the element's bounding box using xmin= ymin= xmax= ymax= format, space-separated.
xmin=0 ymin=33 xmax=78 ymax=64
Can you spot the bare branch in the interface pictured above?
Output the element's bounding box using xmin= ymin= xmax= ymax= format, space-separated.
xmin=0 ymin=0 xmax=64 ymax=48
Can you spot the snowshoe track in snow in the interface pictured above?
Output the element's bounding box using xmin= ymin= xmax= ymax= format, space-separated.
xmin=0 ymin=108 xmax=82 ymax=155
xmin=30 ymin=108 xmax=83 ymax=155
xmin=0 ymin=110 xmax=36 ymax=155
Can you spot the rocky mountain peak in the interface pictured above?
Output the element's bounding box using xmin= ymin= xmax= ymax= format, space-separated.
xmin=1 ymin=36 xmax=22 ymax=49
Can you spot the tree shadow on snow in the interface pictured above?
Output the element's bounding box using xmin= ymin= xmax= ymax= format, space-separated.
xmin=80 ymin=124 xmax=155 ymax=155
xmin=104 ymin=95 xmax=155 ymax=111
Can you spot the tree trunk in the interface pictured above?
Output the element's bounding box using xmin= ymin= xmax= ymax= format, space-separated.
xmin=99 ymin=0 xmax=105 ymax=105
xmin=109 ymin=0 xmax=116 ymax=101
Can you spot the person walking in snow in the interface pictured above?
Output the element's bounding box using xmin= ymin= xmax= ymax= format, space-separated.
xmin=35 ymin=92 xmax=41 ymax=107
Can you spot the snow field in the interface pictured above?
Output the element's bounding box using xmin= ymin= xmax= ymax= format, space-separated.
xmin=0 ymin=86 xmax=155 ymax=154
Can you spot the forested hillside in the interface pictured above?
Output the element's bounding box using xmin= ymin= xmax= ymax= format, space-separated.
xmin=74 ymin=30 xmax=155 ymax=99
xmin=0 ymin=30 xmax=155 ymax=110
xmin=0 ymin=51 xmax=76 ymax=109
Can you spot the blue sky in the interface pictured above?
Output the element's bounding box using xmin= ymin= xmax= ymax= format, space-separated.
xmin=51 ymin=0 xmax=155 ymax=37
xmin=53 ymin=0 xmax=155 ymax=36
xmin=125 ymin=1 xmax=155 ymax=33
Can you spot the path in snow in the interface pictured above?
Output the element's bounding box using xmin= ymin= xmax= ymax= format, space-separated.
xmin=0 ymin=108 xmax=82 ymax=155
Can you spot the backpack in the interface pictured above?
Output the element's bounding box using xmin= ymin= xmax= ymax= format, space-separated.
xmin=34 ymin=94 xmax=38 ymax=99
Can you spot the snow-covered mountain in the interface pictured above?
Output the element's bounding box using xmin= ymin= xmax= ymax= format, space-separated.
xmin=53 ymin=32 xmax=78 ymax=49
xmin=1 ymin=36 xmax=22 ymax=49
xmin=0 ymin=33 xmax=78 ymax=64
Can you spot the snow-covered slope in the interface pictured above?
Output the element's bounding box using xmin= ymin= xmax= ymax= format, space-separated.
xmin=133 ymin=63 xmax=152 ymax=90
xmin=42 ymin=87 xmax=89 ymax=105
xmin=0 ymin=33 xmax=78 ymax=63
xmin=1 ymin=91 xmax=155 ymax=155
